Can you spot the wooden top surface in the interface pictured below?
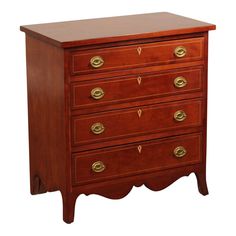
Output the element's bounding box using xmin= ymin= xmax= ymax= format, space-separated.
xmin=20 ymin=12 xmax=215 ymax=48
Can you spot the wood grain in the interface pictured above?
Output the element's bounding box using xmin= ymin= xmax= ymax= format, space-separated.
xmin=72 ymin=133 xmax=202 ymax=185
xmin=71 ymin=67 xmax=203 ymax=110
xmin=25 ymin=35 xmax=68 ymax=194
xmin=20 ymin=12 xmax=215 ymax=48
xmin=71 ymin=37 xmax=204 ymax=75
xmin=72 ymin=98 xmax=203 ymax=147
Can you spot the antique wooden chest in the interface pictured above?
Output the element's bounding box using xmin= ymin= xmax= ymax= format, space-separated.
xmin=21 ymin=12 xmax=215 ymax=223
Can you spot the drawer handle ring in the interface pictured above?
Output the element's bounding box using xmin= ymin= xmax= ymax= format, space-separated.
xmin=173 ymin=146 xmax=187 ymax=158
xmin=174 ymin=110 xmax=187 ymax=122
xmin=174 ymin=76 xmax=187 ymax=88
xmin=90 ymin=56 xmax=104 ymax=68
xmin=92 ymin=161 xmax=106 ymax=173
xmin=91 ymin=122 xmax=105 ymax=135
xmin=91 ymin=87 xmax=105 ymax=100
xmin=174 ymin=46 xmax=187 ymax=58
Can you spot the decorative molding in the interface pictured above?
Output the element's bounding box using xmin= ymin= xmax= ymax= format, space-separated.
xmin=78 ymin=171 xmax=195 ymax=200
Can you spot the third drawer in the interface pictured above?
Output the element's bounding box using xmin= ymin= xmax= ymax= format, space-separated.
xmin=71 ymin=98 xmax=203 ymax=146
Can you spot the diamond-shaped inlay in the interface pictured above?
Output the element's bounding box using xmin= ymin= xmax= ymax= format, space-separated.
xmin=137 ymin=109 xmax=142 ymax=118
xmin=137 ymin=145 xmax=142 ymax=154
xmin=137 ymin=76 xmax=142 ymax=85
xmin=137 ymin=47 xmax=142 ymax=55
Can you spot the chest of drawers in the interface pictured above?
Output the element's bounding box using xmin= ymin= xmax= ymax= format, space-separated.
xmin=20 ymin=12 xmax=215 ymax=223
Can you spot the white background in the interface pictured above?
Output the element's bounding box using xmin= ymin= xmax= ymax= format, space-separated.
xmin=0 ymin=0 xmax=234 ymax=235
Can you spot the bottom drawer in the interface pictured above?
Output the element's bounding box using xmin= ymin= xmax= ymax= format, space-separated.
xmin=72 ymin=133 xmax=202 ymax=185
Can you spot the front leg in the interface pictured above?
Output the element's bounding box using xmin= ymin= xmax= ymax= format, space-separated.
xmin=62 ymin=193 xmax=78 ymax=224
xmin=195 ymin=171 xmax=209 ymax=196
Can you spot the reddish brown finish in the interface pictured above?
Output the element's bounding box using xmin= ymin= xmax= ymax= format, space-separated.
xmin=76 ymin=164 xmax=202 ymax=197
xmin=72 ymin=99 xmax=203 ymax=147
xmin=73 ymin=133 xmax=202 ymax=185
xmin=71 ymin=67 xmax=203 ymax=109
xmin=25 ymin=36 xmax=68 ymax=195
xmin=21 ymin=12 xmax=215 ymax=223
xmin=20 ymin=12 xmax=215 ymax=48
xmin=71 ymin=127 xmax=203 ymax=153
xmin=71 ymin=37 xmax=204 ymax=75
xmin=70 ymin=57 xmax=205 ymax=83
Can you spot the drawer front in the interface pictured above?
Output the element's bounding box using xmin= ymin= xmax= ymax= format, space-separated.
xmin=72 ymin=99 xmax=203 ymax=146
xmin=71 ymin=37 xmax=204 ymax=75
xmin=72 ymin=133 xmax=202 ymax=185
xmin=71 ymin=68 xmax=202 ymax=109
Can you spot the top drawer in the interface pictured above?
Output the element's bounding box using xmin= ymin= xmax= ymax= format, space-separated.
xmin=70 ymin=37 xmax=204 ymax=75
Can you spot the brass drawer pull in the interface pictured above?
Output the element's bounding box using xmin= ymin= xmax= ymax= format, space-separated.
xmin=92 ymin=161 xmax=106 ymax=173
xmin=174 ymin=76 xmax=187 ymax=88
xmin=91 ymin=87 xmax=105 ymax=100
xmin=91 ymin=122 xmax=105 ymax=135
xmin=90 ymin=56 xmax=104 ymax=68
xmin=174 ymin=46 xmax=187 ymax=58
xmin=174 ymin=110 xmax=187 ymax=122
xmin=173 ymin=146 xmax=187 ymax=158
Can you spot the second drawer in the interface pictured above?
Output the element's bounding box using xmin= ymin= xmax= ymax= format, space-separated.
xmin=72 ymin=99 xmax=203 ymax=146
xmin=71 ymin=67 xmax=203 ymax=110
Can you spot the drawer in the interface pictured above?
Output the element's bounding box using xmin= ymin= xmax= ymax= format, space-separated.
xmin=71 ymin=37 xmax=204 ymax=75
xmin=72 ymin=99 xmax=203 ymax=146
xmin=71 ymin=68 xmax=203 ymax=109
xmin=72 ymin=133 xmax=202 ymax=185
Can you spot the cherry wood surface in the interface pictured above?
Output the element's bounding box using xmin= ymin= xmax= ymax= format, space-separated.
xmin=25 ymin=36 xmax=68 ymax=195
xmin=20 ymin=12 xmax=215 ymax=48
xmin=72 ymin=133 xmax=202 ymax=185
xmin=21 ymin=13 xmax=215 ymax=223
xmin=72 ymin=98 xmax=203 ymax=147
xmin=71 ymin=37 xmax=204 ymax=75
xmin=71 ymin=67 xmax=203 ymax=109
